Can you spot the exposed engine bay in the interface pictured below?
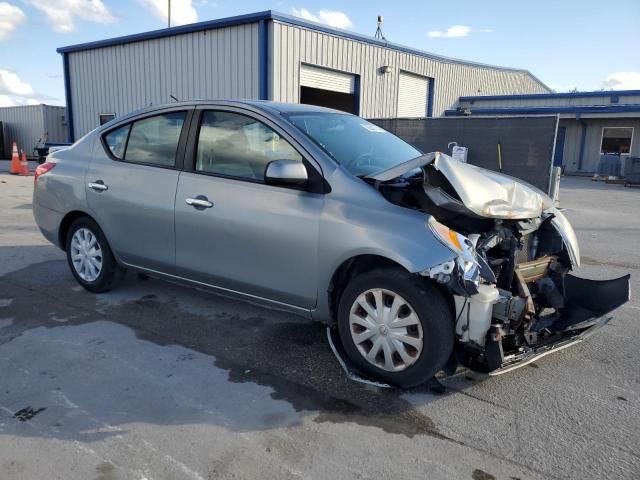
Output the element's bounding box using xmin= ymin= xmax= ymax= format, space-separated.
xmin=365 ymin=152 xmax=630 ymax=374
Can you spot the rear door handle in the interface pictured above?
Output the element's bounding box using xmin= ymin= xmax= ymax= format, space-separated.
xmin=186 ymin=196 xmax=213 ymax=209
xmin=88 ymin=181 xmax=108 ymax=192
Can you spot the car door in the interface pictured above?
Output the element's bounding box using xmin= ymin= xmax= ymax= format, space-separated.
xmin=86 ymin=108 xmax=192 ymax=272
xmin=174 ymin=107 xmax=325 ymax=308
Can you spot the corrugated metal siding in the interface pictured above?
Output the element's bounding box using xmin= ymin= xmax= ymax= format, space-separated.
xmin=460 ymin=94 xmax=640 ymax=109
xmin=270 ymin=21 xmax=549 ymax=118
xmin=42 ymin=105 xmax=68 ymax=143
xmin=68 ymin=22 xmax=260 ymax=138
xmin=0 ymin=105 xmax=65 ymax=158
xmin=560 ymin=118 xmax=640 ymax=173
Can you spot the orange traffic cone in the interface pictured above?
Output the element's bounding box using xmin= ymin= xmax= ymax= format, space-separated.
xmin=19 ymin=150 xmax=29 ymax=176
xmin=10 ymin=141 xmax=21 ymax=175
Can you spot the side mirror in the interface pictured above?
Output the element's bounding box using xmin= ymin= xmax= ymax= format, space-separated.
xmin=265 ymin=160 xmax=308 ymax=186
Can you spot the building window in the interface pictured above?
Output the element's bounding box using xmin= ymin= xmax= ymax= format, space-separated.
xmin=99 ymin=113 xmax=116 ymax=125
xmin=601 ymin=127 xmax=633 ymax=155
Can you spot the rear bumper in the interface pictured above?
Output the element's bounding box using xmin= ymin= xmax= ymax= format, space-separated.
xmin=32 ymin=201 xmax=64 ymax=248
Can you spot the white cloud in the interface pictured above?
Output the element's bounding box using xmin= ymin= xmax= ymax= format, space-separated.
xmin=290 ymin=8 xmax=353 ymax=29
xmin=0 ymin=94 xmax=16 ymax=106
xmin=0 ymin=69 xmax=54 ymax=106
xmin=0 ymin=95 xmax=41 ymax=106
xmin=428 ymin=25 xmax=471 ymax=38
xmin=0 ymin=2 xmax=26 ymax=40
xmin=428 ymin=25 xmax=494 ymax=38
xmin=26 ymin=0 xmax=115 ymax=33
xmin=0 ymin=69 xmax=35 ymax=97
xmin=139 ymin=0 xmax=198 ymax=26
xmin=601 ymin=72 xmax=640 ymax=91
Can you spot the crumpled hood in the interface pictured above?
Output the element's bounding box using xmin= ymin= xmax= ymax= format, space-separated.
xmin=429 ymin=152 xmax=554 ymax=219
xmin=368 ymin=152 xmax=554 ymax=220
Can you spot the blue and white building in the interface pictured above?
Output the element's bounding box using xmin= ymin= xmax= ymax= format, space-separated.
xmin=452 ymin=90 xmax=640 ymax=174
xmin=57 ymin=10 xmax=550 ymax=141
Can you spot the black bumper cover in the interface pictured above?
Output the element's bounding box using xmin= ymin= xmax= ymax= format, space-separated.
xmin=489 ymin=273 xmax=631 ymax=375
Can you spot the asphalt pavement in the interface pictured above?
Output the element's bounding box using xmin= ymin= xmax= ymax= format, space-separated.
xmin=0 ymin=167 xmax=638 ymax=480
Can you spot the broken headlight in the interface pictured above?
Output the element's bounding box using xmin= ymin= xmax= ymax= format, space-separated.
xmin=426 ymin=217 xmax=480 ymax=292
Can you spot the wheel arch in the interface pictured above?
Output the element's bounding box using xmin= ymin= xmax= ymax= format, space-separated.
xmin=326 ymin=254 xmax=410 ymax=325
xmin=58 ymin=210 xmax=101 ymax=252
xmin=324 ymin=253 xmax=456 ymax=326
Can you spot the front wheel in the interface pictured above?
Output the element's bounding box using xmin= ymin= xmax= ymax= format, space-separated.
xmin=66 ymin=217 xmax=124 ymax=293
xmin=337 ymin=267 xmax=454 ymax=388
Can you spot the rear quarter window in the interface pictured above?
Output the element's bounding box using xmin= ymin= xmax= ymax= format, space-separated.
xmin=104 ymin=124 xmax=130 ymax=159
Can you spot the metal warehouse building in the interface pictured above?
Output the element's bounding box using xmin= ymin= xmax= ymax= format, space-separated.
xmin=0 ymin=104 xmax=67 ymax=159
xmin=451 ymin=90 xmax=640 ymax=174
xmin=57 ymin=10 xmax=549 ymax=141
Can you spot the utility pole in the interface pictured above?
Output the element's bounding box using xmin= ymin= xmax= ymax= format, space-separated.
xmin=168 ymin=0 xmax=171 ymax=28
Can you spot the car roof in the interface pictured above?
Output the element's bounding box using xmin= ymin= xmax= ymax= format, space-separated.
xmin=112 ymin=99 xmax=350 ymax=122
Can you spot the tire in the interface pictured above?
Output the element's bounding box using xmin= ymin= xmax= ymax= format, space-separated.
xmin=337 ymin=267 xmax=454 ymax=388
xmin=65 ymin=217 xmax=124 ymax=293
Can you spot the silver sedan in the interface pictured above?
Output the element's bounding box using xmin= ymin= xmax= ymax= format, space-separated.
xmin=33 ymin=100 xmax=629 ymax=387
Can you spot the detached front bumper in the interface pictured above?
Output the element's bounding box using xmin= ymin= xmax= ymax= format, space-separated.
xmin=482 ymin=273 xmax=631 ymax=375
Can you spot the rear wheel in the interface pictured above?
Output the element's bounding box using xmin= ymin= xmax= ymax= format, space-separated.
xmin=66 ymin=217 xmax=124 ymax=293
xmin=337 ymin=267 xmax=454 ymax=388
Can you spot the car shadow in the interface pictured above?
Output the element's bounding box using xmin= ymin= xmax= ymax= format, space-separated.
xmin=0 ymin=250 xmax=485 ymax=443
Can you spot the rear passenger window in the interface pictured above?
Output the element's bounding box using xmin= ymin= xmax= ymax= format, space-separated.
xmin=104 ymin=124 xmax=130 ymax=159
xmin=125 ymin=112 xmax=186 ymax=166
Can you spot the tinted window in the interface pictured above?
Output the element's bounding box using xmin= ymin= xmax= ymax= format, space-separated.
xmin=285 ymin=112 xmax=421 ymax=177
xmin=196 ymin=111 xmax=303 ymax=180
xmin=125 ymin=112 xmax=186 ymax=166
xmin=104 ymin=124 xmax=130 ymax=159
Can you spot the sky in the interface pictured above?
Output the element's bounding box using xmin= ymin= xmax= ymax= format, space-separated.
xmin=1 ymin=0 xmax=639 ymax=107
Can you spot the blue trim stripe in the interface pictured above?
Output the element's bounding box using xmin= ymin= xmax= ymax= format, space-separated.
xmin=460 ymin=89 xmax=640 ymax=102
xmin=577 ymin=121 xmax=587 ymax=171
xmin=427 ymin=77 xmax=435 ymax=117
xmin=62 ymin=53 xmax=75 ymax=142
xmin=258 ymin=19 xmax=268 ymax=100
xmin=56 ymin=10 xmax=548 ymax=91
xmin=444 ymin=105 xmax=640 ymax=116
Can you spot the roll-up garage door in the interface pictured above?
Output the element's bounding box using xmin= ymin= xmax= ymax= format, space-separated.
xmin=397 ymin=71 xmax=429 ymax=118
xmin=300 ymin=65 xmax=356 ymax=94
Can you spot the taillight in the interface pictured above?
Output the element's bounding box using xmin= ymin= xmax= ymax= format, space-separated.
xmin=34 ymin=162 xmax=56 ymax=185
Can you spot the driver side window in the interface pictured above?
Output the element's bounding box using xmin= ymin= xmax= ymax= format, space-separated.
xmin=195 ymin=111 xmax=303 ymax=181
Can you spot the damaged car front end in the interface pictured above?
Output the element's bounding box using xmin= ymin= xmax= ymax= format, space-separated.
xmin=366 ymin=152 xmax=630 ymax=375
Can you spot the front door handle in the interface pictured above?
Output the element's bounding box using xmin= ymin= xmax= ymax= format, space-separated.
xmin=88 ymin=181 xmax=108 ymax=192
xmin=186 ymin=196 xmax=213 ymax=209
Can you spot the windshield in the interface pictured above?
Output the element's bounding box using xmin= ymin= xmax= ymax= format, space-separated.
xmin=284 ymin=112 xmax=421 ymax=177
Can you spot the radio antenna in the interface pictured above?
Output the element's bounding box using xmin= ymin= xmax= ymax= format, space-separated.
xmin=374 ymin=15 xmax=386 ymax=40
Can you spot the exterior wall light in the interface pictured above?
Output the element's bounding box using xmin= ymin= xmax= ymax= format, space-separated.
xmin=380 ymin=65 xmax=393 ymax=74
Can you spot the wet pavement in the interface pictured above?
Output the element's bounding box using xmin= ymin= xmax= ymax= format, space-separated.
xmin=0 ymin=171 xmax=639 ymax=479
